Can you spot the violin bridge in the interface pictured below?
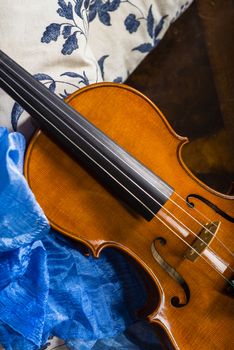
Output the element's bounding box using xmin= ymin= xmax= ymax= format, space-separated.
xmin=184 ymin=221 xmax=220 ymax=262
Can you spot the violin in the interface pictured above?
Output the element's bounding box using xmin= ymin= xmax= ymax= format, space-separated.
xmin=0 ymin=50 xmax=233 ymax=350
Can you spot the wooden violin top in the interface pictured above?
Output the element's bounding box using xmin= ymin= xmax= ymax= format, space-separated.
xmin=0 ymin=50 xmax=233 ymax=349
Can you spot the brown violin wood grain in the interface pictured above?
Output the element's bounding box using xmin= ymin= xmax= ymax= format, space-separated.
xmin=25 ymin=83 xmax=234 ymax=350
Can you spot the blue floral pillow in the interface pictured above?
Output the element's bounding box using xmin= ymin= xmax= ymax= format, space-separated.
xmin=0 ymin=0 xmax=192 ymax=135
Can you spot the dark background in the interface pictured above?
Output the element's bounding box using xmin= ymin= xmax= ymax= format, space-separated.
xmin=126 ymin=0 xmax=234 ymax=194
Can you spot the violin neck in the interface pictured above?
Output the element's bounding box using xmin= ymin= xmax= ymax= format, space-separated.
xmin=0 ymin=50 xmax=173 ymax=220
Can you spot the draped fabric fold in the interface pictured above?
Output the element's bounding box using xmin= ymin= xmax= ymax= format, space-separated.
xmin=0 ymin=242 xmax=48 ymax=346
xmin=0 ymin=128 xmax=49 ymax=251
xmin=0 ymin=128 xmax=162 ymax=349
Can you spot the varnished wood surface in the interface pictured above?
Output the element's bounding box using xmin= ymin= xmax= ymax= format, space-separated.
xmin=25 ymin=83 xmax=234 ymax=350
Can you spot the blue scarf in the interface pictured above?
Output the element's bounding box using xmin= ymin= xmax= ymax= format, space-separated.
xmin=0 ymin=128 xmax=161 ymax=350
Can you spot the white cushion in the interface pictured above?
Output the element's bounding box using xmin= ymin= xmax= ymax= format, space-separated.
xmin=0 ymin=0 xmax=193 ymax=136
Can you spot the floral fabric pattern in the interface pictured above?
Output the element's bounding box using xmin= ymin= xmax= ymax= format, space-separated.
xmin=0 ymin=0 xmax=193 ymax=133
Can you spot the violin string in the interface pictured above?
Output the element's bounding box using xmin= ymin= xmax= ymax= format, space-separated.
xmin=1 ymin=68 xmax=232 ymax=268
xmin=1 ymin=61 xmax=232 ymax=260
xmin=173 ymin=191 xmax=234 ymax=257
xmin=2 ymin=62 xmax=232 ymax=263
xmin=1 ymin=68 xmax=233 ymax=268
xmin=1 ymin=68 xmax=233 ymax=272
xmin=153 ymin=211 xmax=232 ymax=286
xmin=0 ymin=73 xmax=232 ymax=285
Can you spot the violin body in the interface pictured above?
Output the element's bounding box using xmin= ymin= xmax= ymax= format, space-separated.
xmin=25 ymin=83 xmax=234 ymax=349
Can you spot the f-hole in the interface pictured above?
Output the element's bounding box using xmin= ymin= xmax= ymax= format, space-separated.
xmin=151 ymin=237 xmax=190 ymax=307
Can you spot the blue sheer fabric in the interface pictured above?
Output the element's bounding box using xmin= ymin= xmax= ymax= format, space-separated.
xmin=0 ymin=128 xmax=162 ymax=350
